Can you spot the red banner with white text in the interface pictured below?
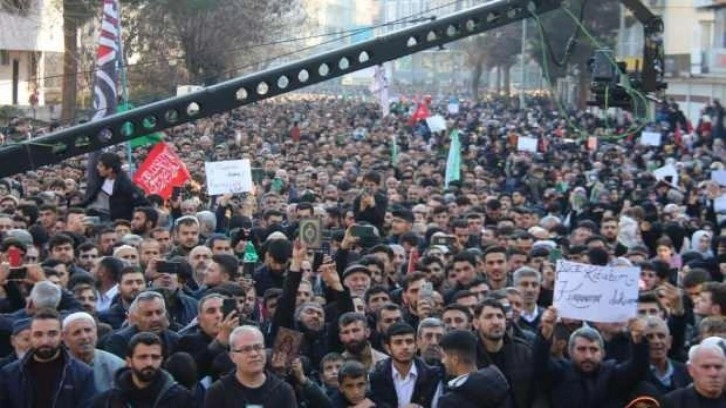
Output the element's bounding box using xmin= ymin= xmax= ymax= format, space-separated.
xmin=133 ymin=143 xmax=189 ymax=199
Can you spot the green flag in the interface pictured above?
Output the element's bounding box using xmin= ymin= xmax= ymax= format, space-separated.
xmin=118 ymin=102 xmax=165 ymax=148
xmin=445 ymin=129 xmax=461 ymax=187
xmin=243 ymin=242 xmax=259 ymax=264
xmin=391 ymin=134 xmax=399 ymax=165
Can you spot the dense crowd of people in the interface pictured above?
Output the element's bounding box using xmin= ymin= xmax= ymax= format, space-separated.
xmin=0 ymin=93 xmax=723 ymax=408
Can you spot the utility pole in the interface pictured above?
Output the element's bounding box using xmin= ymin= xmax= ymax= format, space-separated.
xmin=520 ymin=19 xmax=527 ymax=107
xmin=618 ymin=4 xmax=626 ymax=57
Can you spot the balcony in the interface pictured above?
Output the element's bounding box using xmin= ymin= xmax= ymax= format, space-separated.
xmin=701 ymin=49 xmax=726 ymax=75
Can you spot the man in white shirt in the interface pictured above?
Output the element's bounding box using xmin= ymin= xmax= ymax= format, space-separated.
xmin=93 ymin=257 xmax=124 ymax=313
xmin=370 ymin=322 xmax=443 ymax=407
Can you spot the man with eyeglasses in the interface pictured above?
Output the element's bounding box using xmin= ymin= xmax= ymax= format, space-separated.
xmin=205 ymin=325 xmax=297 ymax=407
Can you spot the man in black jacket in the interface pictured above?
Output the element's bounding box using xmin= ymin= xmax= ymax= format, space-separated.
xmin=92 ymin=332 xmax=194 ymax=407
xmin=665 ymin=338 xmax=726 ymax=407
xmin=474 ymin=298 xmax=534 ymax=408
xmin=82 ymin=152 xmax=149 ymax=222
xmin=438 ymin=330 xmax=511 ymax=408
xmin=534 ymin=306 xmax=651 ymax=408
xmin=352 ymin=171 xmax=387 ymax=233
xmin=176 ymin=293 xmax=237 ymax=381
xmin=102 ymin=291 xmax=180 ymax=359
xmin=204 ymin=325 xmax=297 ymax=407
xmin=370 ymin=322 xmax=443 ymax=408
xmin=0 ymin=308 xmax=96 ymax=408
xmin=99 ymin=265 xmax=146 ymax=329
xmin=267 ymin=240 xmax=353 ymax=369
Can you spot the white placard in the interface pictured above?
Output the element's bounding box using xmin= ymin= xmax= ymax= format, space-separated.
xmin=447 ymin=102 xmax=460 ymax=115
xmin=653 ymin=164 xmax=679 ymax=187
xmin=204 ymin=159 xmax=253 ymax=196
xmin=554 ymin=260 xmax=640 ymax=323
xmin=715 ymin=195 xmax=726 ymax=214
xmin=712 ymin=170 xmax=726 ymax=187
xmin=517 ymin=136 xmax=538 ymax=152
xmin=640 ymin=131 xmax=662 ymax=146
xmin=425 ymin=115 xmax=447 ymax=133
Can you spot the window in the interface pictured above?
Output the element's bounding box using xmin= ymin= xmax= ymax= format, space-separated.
xmin=0 ymin=50 xmax=9 ymax=66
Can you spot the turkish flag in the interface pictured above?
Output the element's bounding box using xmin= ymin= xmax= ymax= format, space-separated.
xmin=133 ymin=142 xmax=190 ymax=199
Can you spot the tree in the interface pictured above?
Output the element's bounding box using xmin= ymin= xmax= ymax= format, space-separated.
xmin=461 ymin=34 xmax=491 ymax=100
xmin=59 ymin=0 xmax=98 ymax=123
xmin=528 ymin=0 xmax=619 ymax=106
xmin=129 ymin=0 xmax=304 ymax=86
xmin=487 ymin=24 xmax=522 ymax=96
xmin=461 ymin=23 xmax=521 ymax=99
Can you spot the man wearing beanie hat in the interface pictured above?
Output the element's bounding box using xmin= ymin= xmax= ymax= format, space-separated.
xmin=0 ymin=318 xmax=30 ymax=369
xmin=342 ymin=264 xmax=372 ymax=298
xmin=388 ymin=209 xmax=414 ymax=244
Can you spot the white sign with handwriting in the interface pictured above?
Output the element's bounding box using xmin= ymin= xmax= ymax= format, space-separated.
xmin=554 ymin=260 xmax=640 ymax=323
xmin=204 ymin=159 xmax=253 ymax=196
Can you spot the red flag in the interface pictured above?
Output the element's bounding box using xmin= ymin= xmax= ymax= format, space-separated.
xmin=133 ymin=143 xmax=190 ymax=199
xmin=408 ymin=102 xmax=431 ymax=126
xmin=674 ymin=125 xmax=683 ymax=147
xmin=407 ymin=247 xmax=420 ymax=275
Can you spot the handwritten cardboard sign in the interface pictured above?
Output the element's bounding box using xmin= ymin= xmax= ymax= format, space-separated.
xmin=640 ymin=131 xmax=662 ymax=146
xmin=554 ymin=260 xmax=640 ymax=323
xmin=425 ymin=114 xmax=447 ymax=133
xmin=517 ymin=136 xmax=538 ymax=152
xmin=204 ymin=159 xmax=253 ymax=196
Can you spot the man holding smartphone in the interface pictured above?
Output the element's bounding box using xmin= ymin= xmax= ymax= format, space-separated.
xmin=353 ymin=171 xmax=388 ymax=234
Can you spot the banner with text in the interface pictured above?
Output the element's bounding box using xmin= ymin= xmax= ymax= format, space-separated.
xmin=205 ymin=159 xmax=253 ymax=195
xmin=134 ymin=143 xmax=190 ymax=199
xmin=554 ymin=260 xmax=640 ymax=323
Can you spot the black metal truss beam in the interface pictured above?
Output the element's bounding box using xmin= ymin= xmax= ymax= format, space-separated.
xmin=0 ymin=0 xmax=565 ymax=178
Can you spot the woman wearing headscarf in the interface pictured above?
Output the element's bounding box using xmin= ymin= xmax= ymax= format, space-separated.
xmin=690 ymin=230 xmax=715 ymax=259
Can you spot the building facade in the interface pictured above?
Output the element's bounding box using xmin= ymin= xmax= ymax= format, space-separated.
xmin=0 ymin=0 xmax=64 ymax=108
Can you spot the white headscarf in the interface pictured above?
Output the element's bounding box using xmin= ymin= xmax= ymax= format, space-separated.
xmin=690 ymin=230 xmax=714 ymax=259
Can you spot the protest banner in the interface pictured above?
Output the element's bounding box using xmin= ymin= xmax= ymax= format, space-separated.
xmin=133 ymin=143 xmax=190 ymax=199
xmin=205 ymin=159 xmax=253 ymax=195
xmin=712 ymin=170 xmax=726 ymax=187
xmin=640 ymin=131 xmax=662 ymax=146
xmin=447 ymin=97 xmax=460 ymax=115
xmin=653 ymin=164 xmax=679 ymax=188
xmin=425 ymin=114 xmax=447 ymax=133
xmin=517 ymin=136 xmax=538 ymax=152
xmin=553 ymin=260 xmax=640 ymax=323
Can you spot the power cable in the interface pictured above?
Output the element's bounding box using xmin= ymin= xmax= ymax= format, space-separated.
xmin=7 ymin=0 xmax=468 ymax=135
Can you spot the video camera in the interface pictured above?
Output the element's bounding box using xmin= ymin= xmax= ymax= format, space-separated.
xmin=587 ymin=50 xmax=667 ymax=112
